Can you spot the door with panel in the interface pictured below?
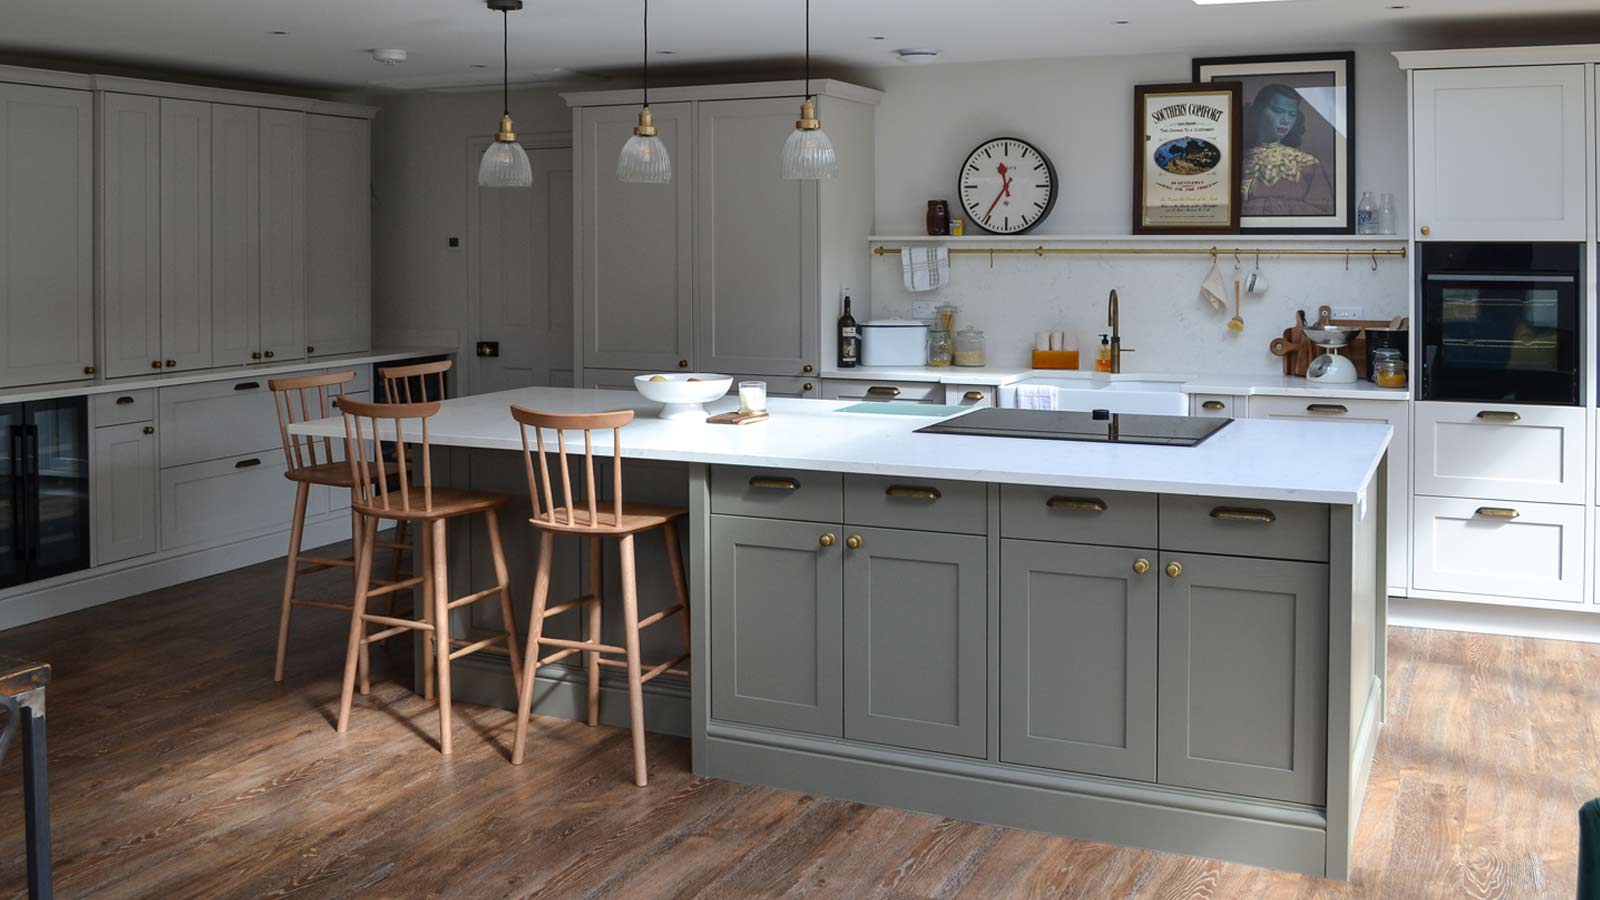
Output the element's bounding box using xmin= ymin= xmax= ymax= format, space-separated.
xmin=1157 ymin=551 xmax=1328 ymax=804
xmin=471 ymin=143 xmax=573 ymax=394
xmin=93 ymin=421 xmax=158 ymax=565
xmin=579 ymin=102 xmax=693 ymax=373
xmin=710 ymin=514 xmax=843 ymax=737
xmin=258 ymin=108 xmax=306 ymax=363
xmin=843 ymin=526 xmax=985 ymax=757
xmin=305 ymin=114 xmax=371 ymax=357
xmin=1000 ymin=539 xmax=1157 ymax=781
xmin=1411 ymin=64 xmax=1587 ymax=241
xmin=0 ymin=83 xmax=94 ymax=387
xmin=100 ymin=92 xmax=164 ymax=378
xmin=210 ymin=104 xmax=260 ymax=368
xmin=695 ymin=97 xmax=818 ymax=377
xmin=159 ymin=98 xmax=213 ymax=372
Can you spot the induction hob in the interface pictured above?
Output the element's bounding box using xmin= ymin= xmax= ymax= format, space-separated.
xmin=916 ymin=408 xmax=1231 ymax=447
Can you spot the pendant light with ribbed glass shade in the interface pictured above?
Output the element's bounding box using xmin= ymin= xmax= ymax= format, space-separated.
xmin=617 ymin=0 xmax=671 ymax=183
xmin=781 ymin=0 xmax=837 ymax=180
xmin=478 ymin=0 xmax=533 ymax=188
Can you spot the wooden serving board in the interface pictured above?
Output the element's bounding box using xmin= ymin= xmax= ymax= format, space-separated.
xmin=707 ymin=410 xmax=769 ymax=425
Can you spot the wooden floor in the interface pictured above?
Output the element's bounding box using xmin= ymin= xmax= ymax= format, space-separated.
xmin=0 ymin=542 xmax=1594 ymax=899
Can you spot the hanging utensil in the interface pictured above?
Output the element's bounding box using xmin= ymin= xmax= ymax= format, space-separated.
xmin=1228 ymin=278 xmax=1244 ymax=333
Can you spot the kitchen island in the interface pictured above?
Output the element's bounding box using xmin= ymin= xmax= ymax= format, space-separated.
xmin=290 ymin=387 xmax=1390 ymax=879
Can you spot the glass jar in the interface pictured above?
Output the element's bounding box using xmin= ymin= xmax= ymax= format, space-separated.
xmin=927 ymin=329 xmax=953 ymax=367
xmin=954 ymin=327 xmax=986 ymax=367
xmin=1372 ymin=348 xmax=1406 ymax=388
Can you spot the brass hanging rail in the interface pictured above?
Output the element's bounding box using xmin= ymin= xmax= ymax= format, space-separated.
xmin=872 ymin=244 xmax=1407 ymax=260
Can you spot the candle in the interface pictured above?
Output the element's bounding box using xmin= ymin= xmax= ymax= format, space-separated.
xmin=738 ymin=381 xmax=767 ymax=414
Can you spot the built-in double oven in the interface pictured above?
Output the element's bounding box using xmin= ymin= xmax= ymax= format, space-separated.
xmin=1418 ymin=242 xmax=1583 ymax=406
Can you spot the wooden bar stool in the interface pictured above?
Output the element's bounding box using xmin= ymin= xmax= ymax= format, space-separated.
xmin=334 ymin=396 xmax=523 ymax=755
xmin=373 ymin=359 xmax=451 ymax=586
xmin=507 ymin=406 xmax=689 ymax=786
xmin=269 ymin=371 xmax=418 ymax=686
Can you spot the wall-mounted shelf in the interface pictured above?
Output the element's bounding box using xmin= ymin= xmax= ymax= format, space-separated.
xmin=871 ymin=234 xmax=1407 ymax=262
xmin=869 ymin=234 xmax=1408 ymax=245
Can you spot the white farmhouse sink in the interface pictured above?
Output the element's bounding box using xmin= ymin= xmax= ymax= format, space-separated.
xmin=998 ymin=377 xmax=1189 ymax=415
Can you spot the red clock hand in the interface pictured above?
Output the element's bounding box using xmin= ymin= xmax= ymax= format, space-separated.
xmin=983 ymin=162 xmax=1011 ymax=219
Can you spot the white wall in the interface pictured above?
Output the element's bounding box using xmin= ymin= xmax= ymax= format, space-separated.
xmin=866 ymin=46 xmax=1411 ymax=374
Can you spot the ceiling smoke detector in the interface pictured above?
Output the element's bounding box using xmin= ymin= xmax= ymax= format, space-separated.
xmin=372 ymin=48 xmax=409 ymax=66
xmin=895 ymin=48 xmax=939 ymax=64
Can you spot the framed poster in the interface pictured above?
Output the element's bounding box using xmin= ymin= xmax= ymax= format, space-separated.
xmin=1133 ymin=82 xmax=1242 ymax=234
xmin=1194 ymin=52 xmax=1355 ymax=234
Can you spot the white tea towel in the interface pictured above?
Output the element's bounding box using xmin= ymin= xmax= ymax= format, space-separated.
xmin=1200 ymin=259 xmax=1228 ymax=311
xmin=901 ymin=246 xmax=951 ymax=292
xmin=1015 ymin=384 xmax=1058 ymax=410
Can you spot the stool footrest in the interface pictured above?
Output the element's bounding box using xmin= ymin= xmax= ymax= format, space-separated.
xmin=635 ymin=603 xmax=686 ymax=631
xmin=362 ymin=613 xmax=434 ymax=632
xmin=290 ymin=597 xmax=352 ymax=612
xmin=298 ymin=554 xmax=355 ymax=569
xmin=373 ymin=541 xmax=410 ymax=551
xmin=364 ymin=624 xmax=413 ymax=644
xmin=541 ymin=594 xmax=596 ymax=619
xmin=365 ymin=576 xmax=426 ymax=599
xmin=448 ymin=635 xmax=510 ymax=660
xmin=535 ymin=647 xmax=581 ymax=667
xmin=536 ymin=636 xmax=625 ymax=656
xmin=596 ymin=652 xmax=690 ymax=684
xmin=446 ymin=584 xmax=505 ymax=610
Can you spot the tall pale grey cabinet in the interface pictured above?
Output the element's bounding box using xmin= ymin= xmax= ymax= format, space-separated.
xmin=305 ymin=113 xmax=371 ymax=358
xmin=566 ymin=80 xmax=879 ymax=386
xmin=0 ymin=82 xmax=95 ymax=388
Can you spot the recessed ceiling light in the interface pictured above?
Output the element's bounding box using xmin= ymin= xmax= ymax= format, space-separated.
xmin=895 ymin=48 xmax=939 ymax=64
xmin=371 ymin=48 xmax=409 ymax=65
xmin=1113 ymin=19 xmax=1130 ymax=24
xmin=655 ymin=49 xmax=676 ymax=55
xmin=471 ymin=63 xmax=488 ymax=68
xmin=268 ymin=30 xmax=289 ymax=35
xmin=870 ymin=35 xmax=887 ymax=41
xmin=1388 ymin=3 xmax=1409 ymax=7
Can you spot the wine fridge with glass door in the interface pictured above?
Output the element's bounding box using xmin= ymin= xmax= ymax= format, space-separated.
xmin=2 ymin=397 xmax=90 ymax=589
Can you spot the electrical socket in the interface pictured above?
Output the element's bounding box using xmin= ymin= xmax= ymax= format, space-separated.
xmin=1329 ymin=305 xmax=1362 ymax=320
xmin=910 ymin=300 xmax=938 ymax=318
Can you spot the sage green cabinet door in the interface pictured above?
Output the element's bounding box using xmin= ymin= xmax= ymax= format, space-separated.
xmin=711 ymin=514 xmax=842 ymax=737
xmin=257 ymin=108 xmax=306 ymax=363
xmin=694 ymin=98 xmax=817 ymax=377
xmin=0 ymin=83 xmax=94 ymax=387
xmin=844 ymin=527 xmax=986 ymax=757
xmin=305 ymin=114 xmax=370 ymax=357
xmin=209 ymin=103 xmax=260 ymax=368
xmin=579 ymin=102 xmax=693 ymax=372
xmin=1000 ymin=539 xmax=1157 ymax=781
xmin=99 ymin=92 xmax=163 ymax=379
xmin=1157 ymin=552 xmax=1328 ymax=804
xmin=159 ymin=98 xmax=213 ymax=372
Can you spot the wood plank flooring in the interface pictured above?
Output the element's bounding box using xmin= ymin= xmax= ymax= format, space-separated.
xmin=0 ymin=541 xmax=1594 ymax=899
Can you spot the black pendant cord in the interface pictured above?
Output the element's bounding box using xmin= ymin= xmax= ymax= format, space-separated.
xmin=643 ymin=0 xmax=649 ymax=107
xmin=502 ymin=9 xmax=510 ymax=117
xmin=803 ymin=0 xmax=811 ymax=100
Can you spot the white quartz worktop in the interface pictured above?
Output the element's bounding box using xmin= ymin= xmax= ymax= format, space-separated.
xmin=820 ymin=365 xmax=1409 ymax=401
xmin=289 ymin=386 xmax=1392 ymax=505
xmin=0 ymin=347 xmax=456 ymax=405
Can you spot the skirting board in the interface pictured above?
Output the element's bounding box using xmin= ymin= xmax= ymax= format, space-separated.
xmin=1390 ymin=595 xmax=1600 ymax=643
xmin=0 ymin=514 xmax=353 ymax=630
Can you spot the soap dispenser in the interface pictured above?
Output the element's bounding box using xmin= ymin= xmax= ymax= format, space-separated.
xmin=1095 ymin=334 xmax=1112 ymax=373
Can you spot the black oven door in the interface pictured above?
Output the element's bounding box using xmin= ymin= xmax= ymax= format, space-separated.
xmin=1420 ymin=272 xmax=1579 ymax=405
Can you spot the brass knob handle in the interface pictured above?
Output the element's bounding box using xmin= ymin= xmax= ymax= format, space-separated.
xmin=678 ymin=359 xmax=689 ymax=368
xmin=964 ymin=391 xmax=984 ymax=402
xmin=264 ymin=350 xmax=275 ymax=358
xmin=142 ymin=425 xmax=155 ymax=435
xmin=83 ymin=365 xmax=96 ymax=375
xmin=151 ymin=360 xmax=163 ymax=370
xmin=251 ymin=351 xmax=262 ymax=360
xmin=803 ymin=364 xmax=814 ymax=373
xmin=803 ymin=382 xmax=814 ymax=392
xmin=845 ymin=535 xmax=863 ymax=550
xmin=1201 ymin=400 xmax=1225 ymax=411
xmin=1132 ymin=558 xmax=1150 ymax=575
xmin=1165 ymin=561 xmax=1183 ymax=578
xmin=819 ymin=532 xmax=836 ymax=547
xmin=164 ymin=359 xmax=176 ymax=368
xmin=1420 ymin=225 xmax=1431 ymax=236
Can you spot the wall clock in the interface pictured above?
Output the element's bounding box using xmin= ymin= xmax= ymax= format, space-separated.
xmin=958 ymin=137 xmax=1058 ymax=235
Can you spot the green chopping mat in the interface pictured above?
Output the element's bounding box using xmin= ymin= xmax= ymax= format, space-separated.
xmin=835 ymin=403 xmax=968 ymax=416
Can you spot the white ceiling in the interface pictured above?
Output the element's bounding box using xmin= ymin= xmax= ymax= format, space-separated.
xmin=2 ymin=0 xmax=1596 ymax=91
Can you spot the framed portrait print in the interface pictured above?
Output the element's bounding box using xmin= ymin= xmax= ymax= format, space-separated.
xmin=1133 ymin=82 xmax=1243 ymax=234
xmin=1194 ymin=52 xmax=1355 ymax=234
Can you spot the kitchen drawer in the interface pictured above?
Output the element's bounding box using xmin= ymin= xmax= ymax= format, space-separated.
xmin=1412 ymin=495 xmax=1584 ymax=604
xmin=158 ymin=376 xmax=280 ymax=468
xmin=1246 ymin=395 xmax=1405 ymax=422
xmin=710 ymin=465 xmax=843 ymax=522
xmin=1189 ymin=393 xmax=1241 ymax=418
xmin=1001 ymin=485 xmax=1157 ymax=549
xmin=1414 ymin=401 xmax=1584 ymax=504
xmin=92 ymin=389 xmax=155 ymax=426
xmin=945 ymin=385 xmax=995 ymax=408
xmin=160 ymin=451 xmax=306 ymax=551
xmin=822 ymin=378 xmax=943 ymax=403
xmin=323 ymin=364 xmax=371 ymax=396
xmin=844 ymin=474 xmax=986 ymax=535
xmin=1159 ymin=494 xmax=1329 ymax=563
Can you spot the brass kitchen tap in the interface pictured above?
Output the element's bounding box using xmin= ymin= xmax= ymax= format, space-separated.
xmin=1107 ymin=289 xmax=1133 ymax=373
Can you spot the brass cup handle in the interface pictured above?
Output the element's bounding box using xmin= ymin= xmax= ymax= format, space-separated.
xmin=1047 ymin=496 xmax=1107 ymax=513
xmin=1210 ymin=507 xmax=1277 ymax=524
xmin=1476 ymin=410 xmax=1521 ymax=422
xmin=1165 ymin=561 xmax=1183 ymax=578
xmin=819 ymin=532 xmax=836 ymax=547
xmin=866 ymin=385 xmax=901 ymax=397
xmin=1132 ymin=558 xmax=1151 ymax=575
xmin=749 ymin=476 xmax=800 ymax=491
xmin=1201 ymin=400 xmax=1225 ymax=411
xmin=845 ymin=535 xmax=863 ymax=550
xmin=964 ymin=391 xmax=985 ymax=402
xmin=1306 ymin=403 xmax=1348 ymax=415
xmin=886 ymin=485 xmax=942 ymax=501
xmin=1475 ymin=507 xmax=1520 ymax=520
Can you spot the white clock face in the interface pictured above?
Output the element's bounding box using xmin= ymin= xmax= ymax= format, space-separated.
xmin=958 ymin=138 xmax=1057 ymax=235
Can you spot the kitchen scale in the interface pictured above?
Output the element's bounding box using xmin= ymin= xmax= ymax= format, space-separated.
xmin=1304 ymin=318 xmax=1362 ymax=385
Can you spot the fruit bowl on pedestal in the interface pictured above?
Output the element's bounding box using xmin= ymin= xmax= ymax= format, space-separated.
xmin=632 ymin=373 xmax=733 ymax=421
